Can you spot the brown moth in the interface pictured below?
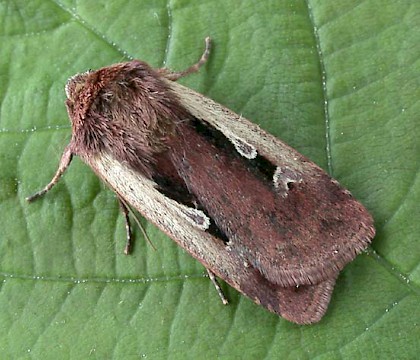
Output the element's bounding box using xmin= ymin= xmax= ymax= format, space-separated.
xmin=27 ymin=38 xmax=375 ymax=324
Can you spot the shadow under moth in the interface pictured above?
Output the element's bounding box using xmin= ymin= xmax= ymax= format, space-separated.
xmin=27 ymin=38 xmax=375 ymax=324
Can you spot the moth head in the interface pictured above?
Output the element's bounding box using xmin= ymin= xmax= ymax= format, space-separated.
xmin=65 ymin=71 xmax=92 ymax=100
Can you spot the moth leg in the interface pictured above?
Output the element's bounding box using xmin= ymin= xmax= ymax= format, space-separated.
xmin=117 ymin=196 xmax=156 ymax=255
xmin=207 ymin=269 xmax=229 ymax=305
xmin=26 ymin=145 xmax=73 ymax=202
xmin=160 ymin=37 xmax=211 ymax=81
xmin=118 ymin=197 xmax=133 ymax=255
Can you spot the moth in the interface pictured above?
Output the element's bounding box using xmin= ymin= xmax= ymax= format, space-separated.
xmin=27 ymin=38 xmax=375 ymax=324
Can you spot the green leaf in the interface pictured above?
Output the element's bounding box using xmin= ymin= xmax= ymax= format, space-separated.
xmin=1 ymin=0 xmax=419 ymax=358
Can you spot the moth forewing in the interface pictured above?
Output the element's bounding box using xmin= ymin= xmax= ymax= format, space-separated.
xmin=167 ymin=80 xmax=374 ymax=287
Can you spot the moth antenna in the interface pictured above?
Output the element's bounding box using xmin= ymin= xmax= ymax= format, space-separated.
xmin=162 ymin=37 xmax=211 ymax=81
xmin=118 ymin=196 xmax=156 ymax=254
xmin=207 ymin=269 xmax=229 ymax=305
xmin=26 ymin=146 xmax=73 ymax=202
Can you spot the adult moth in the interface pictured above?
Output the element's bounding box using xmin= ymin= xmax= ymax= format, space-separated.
xmin=27 ymin=38 xmax=375 ymax=324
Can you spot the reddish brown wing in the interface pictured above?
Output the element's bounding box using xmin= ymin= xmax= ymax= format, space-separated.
xmin=158 ymin=118 xmax=374 ymax=288
xmin=171 ymin=84 xmax=375 ymax=286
